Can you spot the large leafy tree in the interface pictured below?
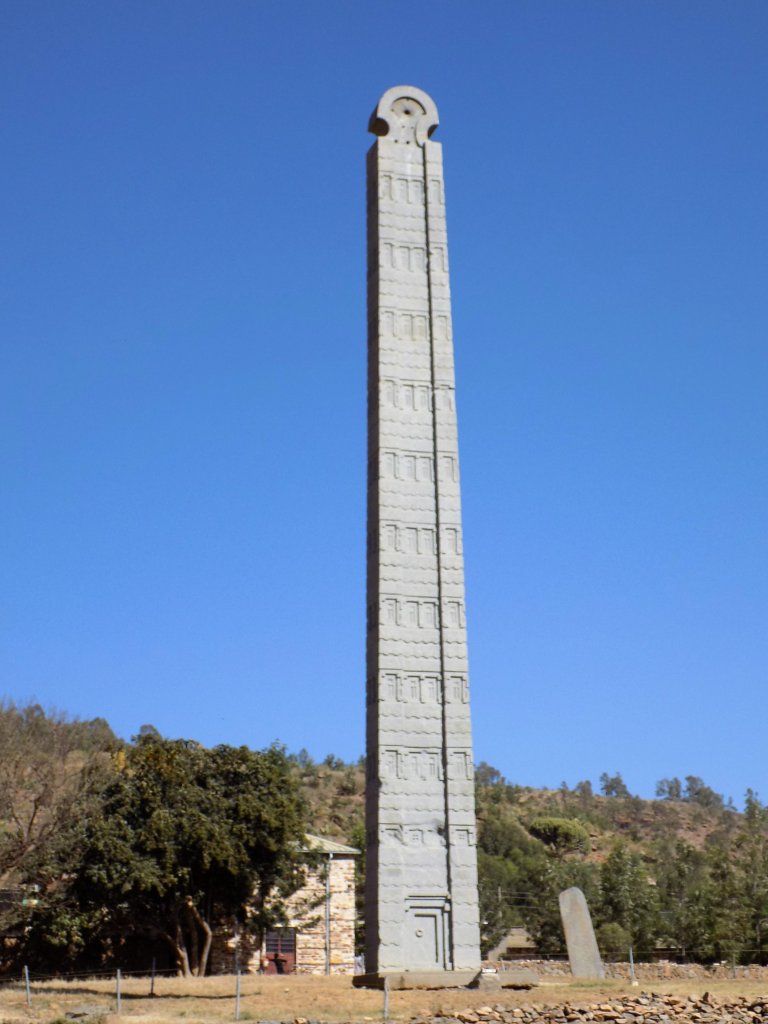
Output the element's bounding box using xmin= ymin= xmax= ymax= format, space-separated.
xmin=737 ymin=791 xmax=768 ymax=960
xmin=653 ymin=839 xmax=712 ymax=959
xmin=599 ymin=772 xmax=631 ymax=798
xmin=528 ymin=817 xmax=591 ymax=859
xmin=23 ymin=735 xmax=307 ymax=976
xmin=525 ymin=857 xmax=600 ymax=954
xmin=598 ymin=842 xmax=659 ymax=956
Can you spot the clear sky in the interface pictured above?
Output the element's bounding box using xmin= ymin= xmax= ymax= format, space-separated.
xmin=2 ymin=1 xmax=767 ymax=805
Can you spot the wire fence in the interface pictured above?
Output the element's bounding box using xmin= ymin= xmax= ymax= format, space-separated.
xmin=0 ymin=965 xmax=255 ymax=1020
xmin=3 ymin=957 xmax=768 ymax=1024
xmin=1 ymin=966 xmax=176 ymax=982
xmin=5 ymin=957 xmax=768 ymax=988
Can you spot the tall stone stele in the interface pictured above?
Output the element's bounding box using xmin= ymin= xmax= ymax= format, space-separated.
xmin=364 ymin=85 xmax=481 ymax=980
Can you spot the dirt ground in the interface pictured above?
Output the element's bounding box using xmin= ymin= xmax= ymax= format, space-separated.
xmin=2 ymin=973 xmax=768 ymax=1024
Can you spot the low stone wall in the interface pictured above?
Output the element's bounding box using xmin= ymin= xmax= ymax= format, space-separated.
xmin=605 ymin=963 xmax=768 ymax=982
xmin=492 ymin=960 xmax=768 ymax=982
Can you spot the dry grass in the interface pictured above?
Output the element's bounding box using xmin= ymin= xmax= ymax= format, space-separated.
xmin=2 ymin=973 xmax=768 ymax=1024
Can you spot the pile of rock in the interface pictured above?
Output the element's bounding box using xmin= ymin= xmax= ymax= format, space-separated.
xmin=428 ymin=992 xmax=768 ymax=1024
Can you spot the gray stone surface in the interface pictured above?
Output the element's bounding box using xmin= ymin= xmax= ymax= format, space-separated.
xmin=469 ymin=969 xmax=539 ymax=990
xmin=354 ymin=970 xmax=479 ymax=991
xmin=364 ymin=85 xmax=481 ymax=979
xmin=558 ymin=886 xmax=605 ymax=979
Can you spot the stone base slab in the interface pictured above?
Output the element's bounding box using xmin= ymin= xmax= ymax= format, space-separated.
xmin=469 ymin=968 xmax=539 ymax=990
xmin=352 ymin=969 xmax=537 ymax=990
xmin=353 ymin=970 xmax=478 ymax=990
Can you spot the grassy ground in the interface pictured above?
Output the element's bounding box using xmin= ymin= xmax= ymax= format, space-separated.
xmin=2 ymin=973 xmax=768 ymax=1024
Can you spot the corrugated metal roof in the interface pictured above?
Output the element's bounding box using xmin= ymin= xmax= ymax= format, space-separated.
xmin=304 ymin=833 xmax=360 ymax=855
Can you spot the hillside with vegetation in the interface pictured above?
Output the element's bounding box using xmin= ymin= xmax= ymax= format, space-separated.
xmin=290 ymin=754 xmax=768 ymax=965
xmin=2 ymin=703 xmax=768 ymax=974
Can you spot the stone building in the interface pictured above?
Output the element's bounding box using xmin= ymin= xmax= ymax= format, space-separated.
xmin=271 ymin=835 xmax=359 ymax=975
xmin=487 ymin=926 xmax=538 ymax=962
xmin=211 ymin=835 xmax=359 ymax=975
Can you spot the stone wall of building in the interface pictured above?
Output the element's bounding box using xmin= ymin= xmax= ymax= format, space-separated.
xmin=209 ymin=853 xmax=356 ymax=976
xmin=284 ymin=854 xmax=356 ymax=975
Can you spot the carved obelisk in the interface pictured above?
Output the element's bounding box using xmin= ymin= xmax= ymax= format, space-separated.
xmin=364 ymin=86 xmax=481 ymax=979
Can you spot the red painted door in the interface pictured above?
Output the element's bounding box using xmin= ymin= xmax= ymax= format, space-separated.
xmin=265 ymin=928 xmax=296 ymax=974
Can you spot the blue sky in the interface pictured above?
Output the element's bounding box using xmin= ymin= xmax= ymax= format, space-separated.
xmin=2 ymin=1 xmax=767 ymax=805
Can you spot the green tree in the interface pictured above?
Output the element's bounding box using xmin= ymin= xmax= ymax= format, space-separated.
xmin=474 ymin=762 xmax=522 ymax=808
xmin=480 ymin=812 xmax=536 ymax=861
xmin=525 ymin=858 xmax=600 ymax=954
xmin=704 ymin=845 xmax=751 ymax=962
xmin=655 ymin=777 xmax=682 ymax=800
xmin=21 ymin=736 xmax=307 ymax=976
xmin=683 ymin=776 xmax=724 ymax=810
xmin=598 ymin=842 xmax=659 ymax=955
xmin=528 ymin=817 xmax=590 ymax=859
xmin=574 ymin=780 xmax=594 ymax=801
xmin=599 ymin=772 xmax=630 ymax=798
xmin=322 ymin=753 xmax=346 ymax=770
xmin=654 ymin=839 xmax=712 ymax=959
xmin=596 ymin=921 xmax=632 ymax=961
xmin=477 ymin=851 xmax=524 ymax=957
xmin=729 ymin=791 xmax=768 ymax=962
xmin=475 ymin=762 xmax=503 ymax=787
xmin=348 ymin=820 xmax=366 ymax=955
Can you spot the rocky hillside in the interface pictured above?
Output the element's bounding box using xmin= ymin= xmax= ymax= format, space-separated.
xmin=290 ymin=753 xmax=366 ymax=846
xmin=294 ymin=756 xmax=739 ymax=871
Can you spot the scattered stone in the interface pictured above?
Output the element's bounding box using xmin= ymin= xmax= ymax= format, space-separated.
xmin=366 ymin=993 xmax=768 ymax=1024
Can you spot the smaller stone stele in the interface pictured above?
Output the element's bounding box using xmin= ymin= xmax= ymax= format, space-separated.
xmin=558 ymin=886 xmax=605 ymax=979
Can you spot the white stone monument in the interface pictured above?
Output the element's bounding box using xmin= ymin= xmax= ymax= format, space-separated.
xmin=362 ymin=86 xmax=481 ymax=985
